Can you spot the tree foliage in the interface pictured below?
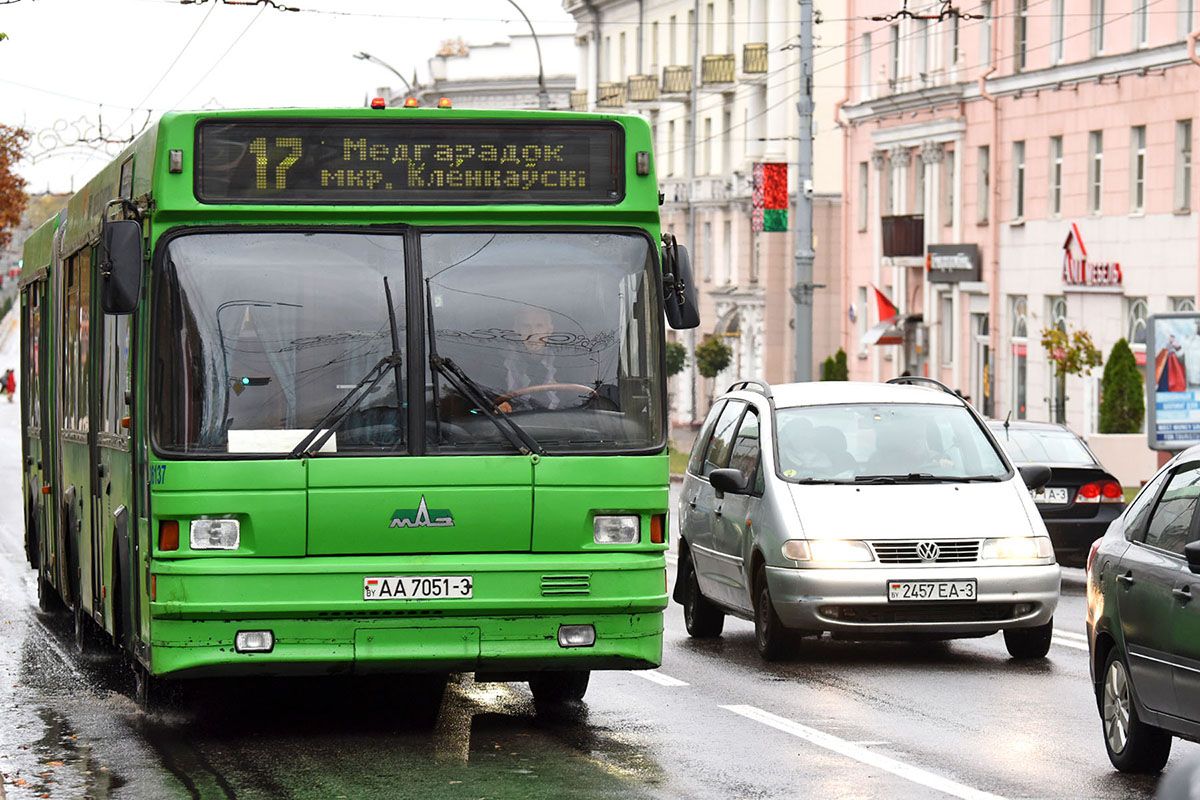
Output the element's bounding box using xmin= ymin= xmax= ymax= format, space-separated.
xmin=0 ymin=124 xmax=30 ymax=251
xmin=1040 ymin=325 xmax=1103 ymax=377
xmin=665 ymin=340 xmax=687 ymax=377
xmin=1099 ymin=338 xmax=1144 ymax=434
xmin=820 ymin=348 xmax=850 ymax=380
xmin=695 ymin=335 xmax=732 ymax=379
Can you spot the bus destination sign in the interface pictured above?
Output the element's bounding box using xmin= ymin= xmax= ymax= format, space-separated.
xmin=196 ymin=120 xmax=624 ymax=205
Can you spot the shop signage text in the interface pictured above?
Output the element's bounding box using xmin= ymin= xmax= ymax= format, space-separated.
xmin=926 ymin=244 xmax=981 ymax=283
xmin=1062 ymin=223 xmax=1122 ymax=288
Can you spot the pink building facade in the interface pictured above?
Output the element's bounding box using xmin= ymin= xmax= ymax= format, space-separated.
xmin=841 ymin=1 xmax=1199 ymax=435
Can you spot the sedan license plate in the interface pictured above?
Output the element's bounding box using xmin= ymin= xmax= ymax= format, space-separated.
xmin=1031 ymin=487 xmax=1069 ymax=504
xmin=887 ymin=580 xmax=976 ymax=602
xmin=363 ymin=576 xmax=473 ymax=601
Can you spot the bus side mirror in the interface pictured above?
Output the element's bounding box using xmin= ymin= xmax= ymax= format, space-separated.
xmin=661 ymin=235 xmax=700 ymax=330
xmin=100 ymin=219 xmax=144 ymax=315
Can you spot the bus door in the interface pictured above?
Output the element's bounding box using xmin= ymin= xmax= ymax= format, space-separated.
xmin=93 ymin=310 xmax=132 ymax=638
xmin=20 ymin=280 xmax=51 ymax=570
xmin=86 ymin=247 xmax=107 ymax=619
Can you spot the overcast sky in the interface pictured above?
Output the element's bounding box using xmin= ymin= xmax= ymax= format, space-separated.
xmin=1 ymin=0 xmax=575 ymax=194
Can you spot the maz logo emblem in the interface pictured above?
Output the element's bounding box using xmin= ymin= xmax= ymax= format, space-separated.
xmin=390 ymin=496 xmax=455 ymax=529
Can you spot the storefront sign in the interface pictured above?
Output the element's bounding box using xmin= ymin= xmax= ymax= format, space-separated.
xmin=1146 ymin=314 xmax=1200 ymax=450
xmin=1062 ymin=223 xmax=1122 ymax=287
xmin=926 ymin=244 xmax=981 ymax=283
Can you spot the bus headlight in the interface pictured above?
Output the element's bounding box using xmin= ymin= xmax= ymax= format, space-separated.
xmin=190 ymin=518 xmax=240 ymax=550
xmin=594 ymin=515 xmax=640 ymax=544
xmin=981 ymin=536 xmax=1053 ymax=561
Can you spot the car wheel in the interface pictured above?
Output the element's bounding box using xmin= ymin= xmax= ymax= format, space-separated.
xmin=681 ymin=551 xmax=724 ymax=638
xmin=529 ymin=671 xmax=590 ymax=704
xmin=754 ymin=564 xmax=795 ymax=661
xmin=1101 ymin=650 xmax=1172 ymax=773
xmin=1003 ymin=619 xmax=1053 ymax=659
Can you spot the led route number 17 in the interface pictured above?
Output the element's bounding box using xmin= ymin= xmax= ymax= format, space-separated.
xmin=249 ymin=136 xmax=303 ymax=191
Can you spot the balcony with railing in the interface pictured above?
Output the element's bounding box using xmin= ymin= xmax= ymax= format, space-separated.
xmin=627 ymin=74 xmax=659 ymax=102
xmin=596 ymin=81 xmax=626 ymax=108
xmin=661 ymin=65 xmax=693 ymax=95
xmin=702 ymin=54 xmax=736 ymax=85
xmin=743 ymin=43 xmax=768 ymax=74
xmin=881 ymin=215 xmax=925 ymax=258
xmin=569 ymin=89 xmax=588 ymax=111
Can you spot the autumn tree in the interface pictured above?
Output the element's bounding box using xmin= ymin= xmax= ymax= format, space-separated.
xmin=0 ymin=124 xmax=31 ymax=251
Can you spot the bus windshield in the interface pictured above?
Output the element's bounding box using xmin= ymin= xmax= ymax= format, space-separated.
xmin=152 ymin=230 xmax=663 ymax=456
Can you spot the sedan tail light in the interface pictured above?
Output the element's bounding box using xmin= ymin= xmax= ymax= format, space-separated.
xmin=1077 ymin=480 xmax=1123 ymax=504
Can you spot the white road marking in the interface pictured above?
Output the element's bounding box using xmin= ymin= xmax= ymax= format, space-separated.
xmin=633 ymin=670 xmax=689 ymax=687
xmin=721 ymin=705 xmax=1007 ymax=800
xmin=1053 ymin=629 xmax=1088 ymax=642
xmin=1052 ymin=636 xmax=1089 ymax=652
xmin=849 ymin=741 xmax=891 ymax=747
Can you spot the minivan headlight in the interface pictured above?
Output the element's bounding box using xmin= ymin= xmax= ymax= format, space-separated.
xmin=190 ymin=518 xmax=240 ymax=550
xmin=782 ymin=539 xmax=874 ymax=563
xmin=981 ymin=536 xmax=1053 ymax=561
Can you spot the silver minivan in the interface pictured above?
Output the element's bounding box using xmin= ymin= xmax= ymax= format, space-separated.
xmin=675 ymin=378 xmax=1062 ymax=660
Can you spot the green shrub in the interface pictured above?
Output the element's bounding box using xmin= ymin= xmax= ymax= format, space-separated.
xmin=665 ymin=340 xmax=687 ymax=377
xmin=1099 ymin=338 xmax=1144 ymax=434
xmin=695 ymin=335 xmax=732 ymax=379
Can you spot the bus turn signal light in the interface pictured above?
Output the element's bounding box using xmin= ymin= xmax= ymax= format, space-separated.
xmin=650 ymin=514 xmax=665 ymax=544
xmin=158 ymin=520 xmax=179 ymax=551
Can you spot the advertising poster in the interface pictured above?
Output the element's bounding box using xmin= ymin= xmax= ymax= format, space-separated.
xmin=1146 ymin=314 xmax=1200 ymax=450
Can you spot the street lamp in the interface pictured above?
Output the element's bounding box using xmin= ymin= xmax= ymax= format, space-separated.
xmin=503 ymin=0 xmax=550 ymax=109
xmin=353 ymin=52 xmax=414 ymax=97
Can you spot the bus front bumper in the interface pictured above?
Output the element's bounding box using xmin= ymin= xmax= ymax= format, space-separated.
xmin=147 ymin=553 xmax=666 ymax=678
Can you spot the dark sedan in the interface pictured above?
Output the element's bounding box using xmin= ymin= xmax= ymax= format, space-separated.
xmin=987 ymin=420 xmax=1125 ymax=567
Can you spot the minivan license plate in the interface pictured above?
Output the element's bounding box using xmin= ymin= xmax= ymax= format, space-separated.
xmin=363 ymin=576 xmax=473 ymax=600
xmin=887 ymin=580 xmax=976 ymax=602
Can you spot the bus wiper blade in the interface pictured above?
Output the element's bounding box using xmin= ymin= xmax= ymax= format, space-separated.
xmin=288 ymin=354 xmax=402 ymax=458
xmin=429 ymin=355 xmax=546 ymax=456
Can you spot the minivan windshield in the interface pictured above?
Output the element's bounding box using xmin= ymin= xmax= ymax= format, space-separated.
xmin=775 ymin=403 xmax=1010 ymax=483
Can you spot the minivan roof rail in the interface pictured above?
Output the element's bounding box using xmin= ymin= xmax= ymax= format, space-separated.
xmin=726 ymin=380 xmax=773 ymax=398
xmin=886 ymin=376 xmax=961 ymax=399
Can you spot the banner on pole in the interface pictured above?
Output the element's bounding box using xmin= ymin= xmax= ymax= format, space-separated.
xmin=752 ymin=162 xmax=788 ymax=232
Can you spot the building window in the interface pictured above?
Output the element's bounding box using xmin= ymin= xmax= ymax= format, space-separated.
xmin=1012 ymin=140 xmax=1026 ymax=219
xmin=916 ymin=19 xmax=930 ymax=79
xmin=687 ymin=9 xmax=695 ymax=65
xmin=913 ymin=149 xmax=925 ymax=214
xmin=859 ymin=32 xmax=872 ymax=100
xmin=603 ymin=36 xmax=612 ymax=81
xmin=940 ymin=293 xmax=955 ymax=367
xmin=1173 ymin=296 xmax=1197 ymax=312
xmin=1181 ymin=0 xmax=1197 ymax=40
xmin=705 ymin=2 xmax=715 ymax=55
xmin=722 ymin=106 xmax=733 ymax=175
xmin=669 ymin=15 xmax=678 ymax=64
xmin=703 ymin=117 xmax=712 ymax=175
xmin=1091 ymin=0 xmax=1106 ymax=55
xmin=667 ymin=120 xmax=676 ymax=176
xmin=722 ymin=219 xmax=733 ymax=285
xmin=1050 ymin=136 xmax=1063 ymax=216
xmin=1134 ymin=0 xmax=1149 ymax=48
xmin=977 ymin=145 xmax=990 ymax=223
xmin=980 ymin=1 xmax=993 ymax=61
xmin=619 ymin=32 xmax=627 ymax=80
xmin=1177 ymin=119 xmax=1194 ymax=212
xmin=651 ymin=21 xmax=660 ymax=73
xmin=1014 ymin=0 xmax=1028 ymax=71
xmin=1048 ymin=296 xmax=1068 ymax=423
xmin=1088 ymin=130 xmax=1104 ymax=214
xmin=889 ymin=24 xmax=900 ymax=85
xmin=726 ymin=0 xmax=735 ymax=53
xmin=702 ymin=221 xmax=713 ymax=281
xmin=857 ymin=161 xmax=869 ymax=232
xmin=857 ymin=286 xmax=869 ymax=354
xmin=941 ymin=148 xmax=955 ymax=227
xmin=1131 ymin=125 xmax=1147 ymax=213
xmin=1052 ymin=0 xmax=1065 ymax=63
xmin=1011 ymin=296 xmax=1028 ymax=420
xmin=950 ymin=14 xmax=961 ymax=67
xmin=1128 ymin=297 xmax=1149 ymax=347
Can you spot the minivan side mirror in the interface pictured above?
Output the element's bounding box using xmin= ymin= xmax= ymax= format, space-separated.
xmin=100 ymin=219 xmax=144 ymax=315
xmin=1186 ymin=541 xmax=1200 ymax=574
xmin=661 ymin=234 xmax=700 ymax=330
xmin=709 ymin=468 xmax=749 ymax=497
xmin=1018 ymin=465 xmax=1053 ymax=491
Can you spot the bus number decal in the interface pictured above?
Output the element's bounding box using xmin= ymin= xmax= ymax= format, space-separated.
xmin=150 ymin=464 xmax=168 ymax=486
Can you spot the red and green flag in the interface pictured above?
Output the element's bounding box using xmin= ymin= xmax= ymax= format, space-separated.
xmin=752 ymin=162 xmax=788 ymax=232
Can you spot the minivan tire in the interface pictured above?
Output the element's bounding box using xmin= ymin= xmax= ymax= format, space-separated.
xmin=1101 ymin=649 xmax=1172 ymax=773
xmin=681 ymin=550 xmax=724 ymax=638
xmin=1004 ymin=619 xmax=1053 ymax=659
xmin=754 ymin=564 xmax=795 ymax=661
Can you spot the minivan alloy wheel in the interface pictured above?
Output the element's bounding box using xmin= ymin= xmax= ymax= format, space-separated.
xmin=1103 ymin=658 xmax=1131 ymax=754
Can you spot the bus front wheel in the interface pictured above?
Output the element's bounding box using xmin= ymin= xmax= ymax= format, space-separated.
xmin=528 ymin=671 xmax=590 ymax=704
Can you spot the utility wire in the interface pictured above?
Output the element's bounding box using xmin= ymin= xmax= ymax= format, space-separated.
xmin=170 ymin=1 xmax=265 ymax=108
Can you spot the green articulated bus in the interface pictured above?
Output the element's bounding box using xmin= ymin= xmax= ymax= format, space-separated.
xmin=19 ymin=107 xmax=699 ymax=707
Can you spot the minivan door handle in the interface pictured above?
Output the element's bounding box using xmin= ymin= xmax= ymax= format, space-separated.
xmin=1174 ymin=586 xmax=1193 ymax=602
xmin=1116 ymin=571 xmax=1135 ymax=588
xmin=687 ymin=497 xmax=697 ymax=509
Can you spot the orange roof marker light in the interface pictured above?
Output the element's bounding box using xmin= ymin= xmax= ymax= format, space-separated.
xmin=370 ymin=97 xmax=387 ymax=109
xmin=403 ymin=97 xmax=420 ymax=108
xmin=437 ymin=97 xmax=453 ymax=109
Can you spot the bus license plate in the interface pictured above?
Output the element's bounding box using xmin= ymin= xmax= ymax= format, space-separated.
xmin=363 ymin=576 xmax=473 ymax=601
xmin=887 ymin=580 xmax=976 ymax=602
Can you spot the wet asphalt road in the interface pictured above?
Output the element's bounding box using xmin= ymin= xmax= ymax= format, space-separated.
xmin=0 ymin=327 xmax=1191 ymax=798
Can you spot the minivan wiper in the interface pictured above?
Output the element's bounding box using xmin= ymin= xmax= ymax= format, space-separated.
xmin=425 ymin=279 xmax=545 ymax=457
xmin=290 ymin=276 xmax=405 ymax=459
xmin=854 ymin=473 xmax=1003 ymax=484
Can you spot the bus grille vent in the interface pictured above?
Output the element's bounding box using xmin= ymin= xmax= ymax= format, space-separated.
xmin=540 ymin=574 xmax=591 ymax=596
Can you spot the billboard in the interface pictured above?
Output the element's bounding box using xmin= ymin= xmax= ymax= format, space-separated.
xmin=1146 ymin=313 xmax=1200 ymax=450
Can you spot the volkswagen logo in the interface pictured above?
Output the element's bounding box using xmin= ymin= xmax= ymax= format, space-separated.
xmin=916 ymin=541 xmax=941 ymax=562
